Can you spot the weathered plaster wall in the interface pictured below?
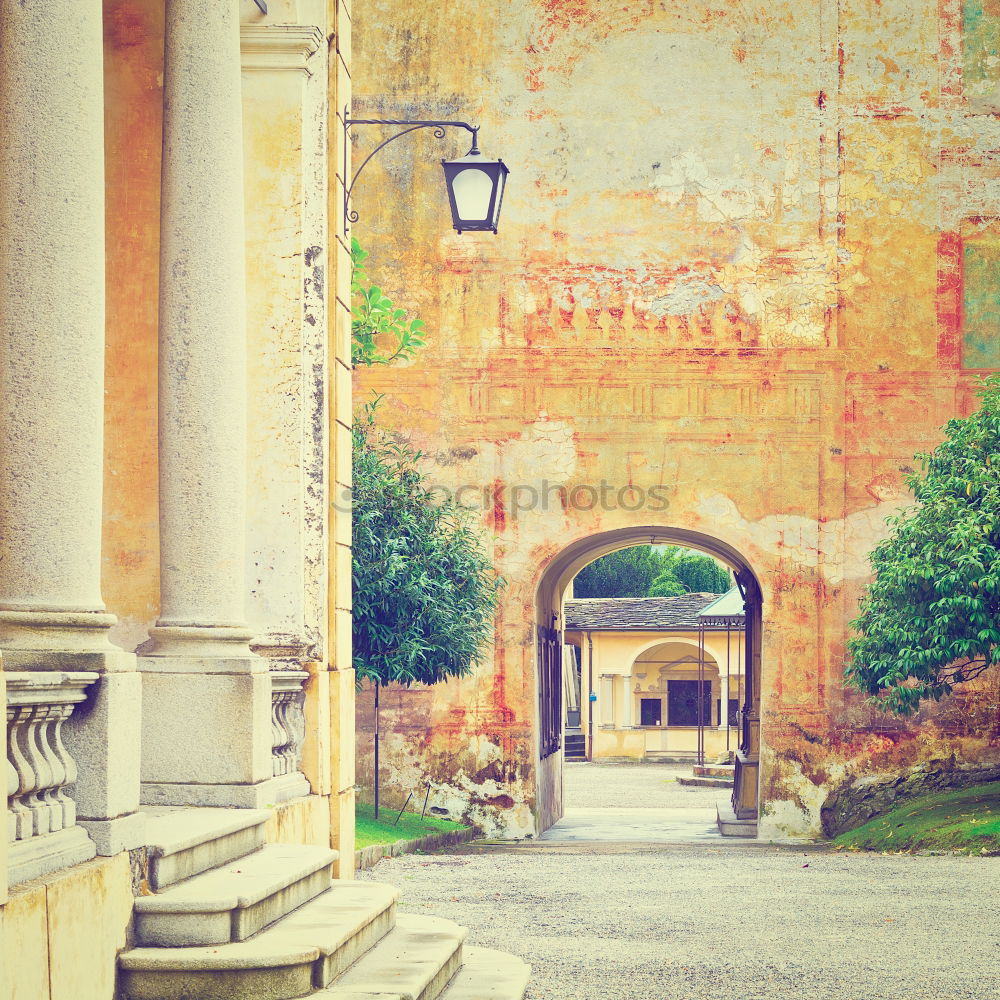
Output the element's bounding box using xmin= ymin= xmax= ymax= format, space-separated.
xmin=102 ymin=0 xmax=164 ymax=655
xmin=353 ymin=0 xmax=1000 ymax=838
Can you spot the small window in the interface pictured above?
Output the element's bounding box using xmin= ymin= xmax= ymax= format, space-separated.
xmin=640 ymin=698 xmax=662 ymax=726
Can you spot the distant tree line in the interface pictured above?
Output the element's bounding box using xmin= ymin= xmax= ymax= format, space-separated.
xmin=573 ymin=545 xmax=732 ymax=599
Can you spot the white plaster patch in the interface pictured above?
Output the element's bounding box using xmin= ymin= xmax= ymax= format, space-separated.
xmin=695 ymin=493 xmax=912 ymax=584
xmin=651 ymin=273 xmax=727 ymax=317
xmin=376 ymin=730 xmax=536 ymax=839
xmin=757 ymin=796 xmax=820 ymax=842
xmin=650 ymin=149 xmax=761 ymax=223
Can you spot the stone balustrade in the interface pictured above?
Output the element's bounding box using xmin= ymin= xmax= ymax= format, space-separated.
xmin=270 ymin=670 xmax=308 ymax=778
xmin=6 ymin=671 xmax=98 ymax=882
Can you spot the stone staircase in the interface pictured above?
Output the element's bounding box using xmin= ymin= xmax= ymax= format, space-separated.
xmin=564 ymin=732 xmax=586 ymax=761
xmin=119 ymin=808 xmax=530 ymax=1000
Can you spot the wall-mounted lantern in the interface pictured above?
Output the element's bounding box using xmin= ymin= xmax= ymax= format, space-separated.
xmin=441 ymin=132 xmax=509 ymax=234
xmin=345 ymin=112 xmax=510 ymax=236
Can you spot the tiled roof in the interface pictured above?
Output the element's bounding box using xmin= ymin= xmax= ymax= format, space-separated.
xmin=564 ymin=592 xmax=734 ymax=631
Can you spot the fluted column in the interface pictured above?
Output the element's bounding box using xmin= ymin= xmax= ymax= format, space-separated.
xmin=139 ymin=0 xmax=277 ymax=808
xmin=0 ymin=0 xmax=114 ymax=654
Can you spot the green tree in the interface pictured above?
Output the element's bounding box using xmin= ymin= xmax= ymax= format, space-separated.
xmin=574 ymin=545 xmax=730 ymax=598
xmin=573 ymin=546 xmax=663 ymax=598
xmin=669 ymin=551 xmax=732 ymax=593
xmin=352 ymin=400 xmax=501 ymax=686
xmin=648 ymin=570 xmax=688 ymax=598
xmin=350 ymin=238 xmax=426 ymax=366
xmin=352 ymin=400 xmax=502 ymax=813
xmin=351 ymin=252 xmax=499 ymax=813
xmin=846 ymin=375 xmax=1000 ymax=715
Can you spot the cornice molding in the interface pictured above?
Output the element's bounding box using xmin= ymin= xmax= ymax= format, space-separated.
xmin=240 ymin=24 xmax=325 ymax=74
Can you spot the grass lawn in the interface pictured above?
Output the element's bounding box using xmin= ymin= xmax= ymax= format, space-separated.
xmin=834 ymin=782 xmax=1000 ymax=855
xmin=355 ymin=801 xmax=471 ymax=850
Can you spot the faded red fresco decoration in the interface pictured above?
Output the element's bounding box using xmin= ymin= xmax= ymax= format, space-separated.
xmin=351 ymin=0 xmax=1000 ymax=838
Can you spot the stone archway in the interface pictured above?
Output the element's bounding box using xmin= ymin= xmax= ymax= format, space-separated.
xmin=533 ymin=525 xmax=763 ymax=834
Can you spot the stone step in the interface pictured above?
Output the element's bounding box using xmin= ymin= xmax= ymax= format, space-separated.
xmin=644 ymin=752 xmax=697 ymax=763
xmin=143 ymin=807 xmax=272 ymax=891
xmin=693 ymin=764 xmax=735 ymax=778
xmin=438 ymin=947 xmax=530 ymax=1000
xmin=119 ymin=880 xmax=398 ymax=1000
xmin=135 ymin=843 xmax=338 ymax=946
xmin=716 ymin=800 xmax=757 ymax=838
xmin=318 ymin=914 xmax=467 ymax=1000
xmin=677 ymin=775 xmax=734 ymax=788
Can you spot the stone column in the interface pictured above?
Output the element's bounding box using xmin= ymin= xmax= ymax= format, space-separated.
xmin=621 ymin=674 xmax=633 ymax=728
xmin=0 ymin=0 xmax=143 ymax=862
xmin=139 ymin=0 xmax=273 ymax=808
xmin=0 ymin=0 xmax=114 ymax=655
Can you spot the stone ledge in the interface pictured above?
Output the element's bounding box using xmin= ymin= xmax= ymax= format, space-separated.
xmin=821 ymin=760 xmax=1000 ymax=838
xmin=354 ymin=827 xmax=478 ymax=871
xmin=9 ymin=825 xmax=96 ymax=885
xmin=141 ymin=772 xmax=310 ymax=809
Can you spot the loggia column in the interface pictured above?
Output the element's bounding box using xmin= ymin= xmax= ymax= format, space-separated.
xmin=139 ymin=0 xmax=273 ymax=807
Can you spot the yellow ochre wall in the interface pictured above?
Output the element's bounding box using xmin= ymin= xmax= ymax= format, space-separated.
xmin=352 ymin=0 xmax=1000 ymax=840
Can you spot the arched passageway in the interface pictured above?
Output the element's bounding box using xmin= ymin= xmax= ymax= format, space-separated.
xmin=534 ymin=526 xmax=762 ymax=834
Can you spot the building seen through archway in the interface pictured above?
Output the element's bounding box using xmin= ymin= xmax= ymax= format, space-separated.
xmin=563 ymin=590 xmax=745 ymax=764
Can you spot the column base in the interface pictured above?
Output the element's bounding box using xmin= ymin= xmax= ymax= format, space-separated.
xmin=0 ymin=610 xmax=121 ymax=669
xmin=139 ymin=654 xmax=272 ymax=798
xmin=140 ymin=772 xmax=311 ymax=809
xmin=64 ymin=665 xmax=142 ymax=830
xmin=141 ymin=623 xmax=256 ymax=657
xmin=8 ymin=826 xmax=96 ymax=885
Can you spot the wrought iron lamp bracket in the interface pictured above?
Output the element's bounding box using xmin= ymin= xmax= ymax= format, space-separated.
xmin=343 ymin=110 xmax=479 ymax=234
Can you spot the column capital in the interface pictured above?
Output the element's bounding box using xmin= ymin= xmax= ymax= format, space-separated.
xmin=240 ymin=24 xmax=324 ymax=73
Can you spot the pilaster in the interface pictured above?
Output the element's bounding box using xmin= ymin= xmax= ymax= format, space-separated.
xmin=241 ymin=21 xmax=328 ymax=666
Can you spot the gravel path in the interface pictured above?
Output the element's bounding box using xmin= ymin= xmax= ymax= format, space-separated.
xmin=565 ymin=761 xmax=721 ymax=809
xmin=360 ymin=841 xmax=1000 ymax=1000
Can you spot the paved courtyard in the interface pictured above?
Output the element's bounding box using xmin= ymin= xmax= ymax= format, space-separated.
xmin=359 ymin=763 xmax=1000 ymax=1000
xmin=549 ymin=761 xmax=724 ymax=842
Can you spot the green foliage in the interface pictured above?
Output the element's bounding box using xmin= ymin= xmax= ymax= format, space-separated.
xmin=846 ymin=375 xmax=1000 ymax=715
xmin=574 ymin=545 xmax=731 ymax=599
xmin=667 ymin=551 xmax=732 ymax=594
xmin=352 ymin=399 xmax=502 ymax=687
xmin=648 ymin=571 xmax=688 ymax=598
xmin=833 ymin=783 xmax=1000 ymax=855
xmin=350 ymin=238 xmax=426 ymax=366
xmin=574 ymin=546 xmax=663 ymax=598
